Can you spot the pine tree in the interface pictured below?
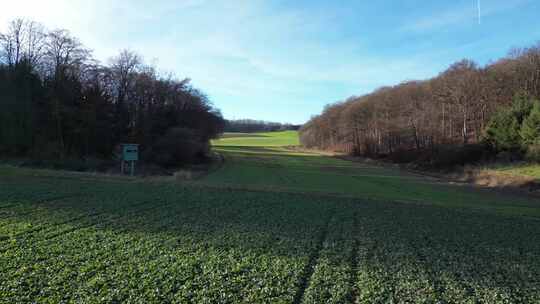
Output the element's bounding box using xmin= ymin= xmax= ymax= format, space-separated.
xmin=520 ymin=100 xmax=540 ymax=146
xmin=484 ymin=109 xmax=521 ymax=151
xmin=511 ymin=92 xmax=534 ymax=125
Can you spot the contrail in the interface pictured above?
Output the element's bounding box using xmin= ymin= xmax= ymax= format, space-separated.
xmin=477 ymin=0 xmax=482 ymax=25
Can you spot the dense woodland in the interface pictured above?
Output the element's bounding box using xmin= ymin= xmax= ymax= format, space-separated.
xmin=300 ymin=42 xmax=540 ymax=167
xmin=0 ymin=19 xmax=224 ymax=167
xmin=224 ymin=119 xmax=300 ymax=133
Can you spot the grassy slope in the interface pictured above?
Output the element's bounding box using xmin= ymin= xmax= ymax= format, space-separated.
xmin=208 ymin=131 xmax=540 ymax=217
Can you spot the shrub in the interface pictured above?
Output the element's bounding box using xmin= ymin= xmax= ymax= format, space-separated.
xmin=526 ymin=144 xmax=540 ymax=163
xmin=430 ymin=144 xmax=489 ymax=169
xmin=389 ymin=148 xmax=422 ymax=164
xmin=144 ymin=127 xmax=209 ymax=167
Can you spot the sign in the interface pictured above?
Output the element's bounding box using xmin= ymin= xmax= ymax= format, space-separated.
xmin=120 ymin=144 xmax=139 ymax=176
xmin=122 ymin=144 xmax=139 ymax=161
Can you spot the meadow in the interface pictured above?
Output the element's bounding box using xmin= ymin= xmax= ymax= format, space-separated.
xmin=0 ymin=131 xmax=539 ymax=303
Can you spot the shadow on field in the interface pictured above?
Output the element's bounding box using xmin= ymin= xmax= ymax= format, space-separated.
xmin=2 ymin=170 xmax=540 ymax=301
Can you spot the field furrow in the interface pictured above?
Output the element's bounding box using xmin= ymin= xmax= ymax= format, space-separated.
xmin=299 ymin=206 xmax=356 ymax=304
xmin=292 ymin=210 xmax=335 ymax=304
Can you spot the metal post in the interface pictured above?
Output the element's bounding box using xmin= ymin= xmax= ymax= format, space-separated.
xmin=130 ymin=161 xmax=135 ymax=176
xmin=121 ymin=160 xmax=124 ymax=174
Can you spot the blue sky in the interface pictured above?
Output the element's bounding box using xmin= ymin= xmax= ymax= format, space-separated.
xmin=1 ymin=0 xmax=539 ymax=124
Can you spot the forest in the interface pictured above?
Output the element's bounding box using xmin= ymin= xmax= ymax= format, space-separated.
xmin=224 ymin=119 xmax=300 ymax=133
xmin=300 ymin=43 xmax=540 ymax=167
xmin=0 ymin=19 xmax=224 ymax=168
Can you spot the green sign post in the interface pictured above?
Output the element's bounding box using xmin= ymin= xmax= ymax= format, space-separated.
xmin=121 ymin=144 xmax=139 ymax=176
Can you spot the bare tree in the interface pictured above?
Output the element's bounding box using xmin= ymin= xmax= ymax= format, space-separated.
xmin=300 ymin=42 xmax=540 ymax=164
xmin=109 ymin=49 xmax=141 ymax=104
xmin=24 ymin=20 xmax=46 ymax=67
xmin=1 ymin=17 xmax=225 ymax=164
xmin=44 ymin=29 xmax=89 ymax=77
xmin=0 ymin=19 xmax=46 ymax=68
xmin=0 ymin=19 xmax=25 ymax=66
xmin=43 ymin=29 xmax=90 ymax=157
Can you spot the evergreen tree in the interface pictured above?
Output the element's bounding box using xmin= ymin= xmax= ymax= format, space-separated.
xmin=520 ymin=100 xmax=540 ymax=146
xmin=510 ymin=92 xmax=534 ymax=125
xmin=484 ymin=93 xmax=537 ymax=151
xmin=484 ymin=109 xmax=521 ymax=151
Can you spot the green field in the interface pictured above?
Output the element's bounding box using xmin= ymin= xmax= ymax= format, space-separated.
xmin=210 ymin=132 xmax=540 ymax=217
xmin=1 ymin=131 xmax=540 ymax=303
xmin=213 ymin=131 xmax=300 ymax=147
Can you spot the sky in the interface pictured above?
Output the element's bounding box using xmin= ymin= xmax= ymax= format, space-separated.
xmin=1 ymin=0 xmax=540 ymax=124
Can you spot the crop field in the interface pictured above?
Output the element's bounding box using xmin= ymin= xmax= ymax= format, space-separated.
xmin=1 ymin=131 xmax=540 ymax=303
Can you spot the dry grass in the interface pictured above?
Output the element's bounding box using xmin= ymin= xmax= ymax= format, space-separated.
xmin=449 ymin=165 xmax=540 ymax=193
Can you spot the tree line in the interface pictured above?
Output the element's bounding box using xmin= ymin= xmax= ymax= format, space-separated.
xmin=484 ymin=93 xmax=540 ymax=161
xmin=300 ymin=42 xmax=540 ymax=166
xmin=224 ymin=119 xmax=300 ymax=133
xmin=0 ymin=19 xmax=224 ymax=167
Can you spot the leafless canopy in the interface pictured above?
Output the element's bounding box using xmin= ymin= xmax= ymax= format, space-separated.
xmin=300 ymin=42 xmax=540 ymax=157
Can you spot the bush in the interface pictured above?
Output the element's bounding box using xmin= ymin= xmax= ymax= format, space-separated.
xmin=144 ymin=127 xmax=210 ymax=167
xmin=387 ymin=144 xmax=492 ymax=169
xmin=526 ymin=144 xmax=540 ymax=163
xmin=495 ymin=151 xmax=511 ymax=163
xmin=389 ymin=148 xmax=422 ymax=164
xmin=430 ymin=144 xmax=489 ymax=169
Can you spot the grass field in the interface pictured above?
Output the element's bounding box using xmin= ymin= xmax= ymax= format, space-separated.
xmin=1 ymin=131 xmax=540 ymax=303
xmin=485 ymin=163 xmax=540 ymax=181
xmin=213 ymin=131 xmax=300 ymax=146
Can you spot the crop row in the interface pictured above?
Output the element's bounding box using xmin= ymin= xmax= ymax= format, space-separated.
xmin=352 ymin=202 xmax=540 ymax=303
xmin=1 ymin=173 xmax=540 ymax=303
xmin=1 ymin=184 xmax=336 ymax=303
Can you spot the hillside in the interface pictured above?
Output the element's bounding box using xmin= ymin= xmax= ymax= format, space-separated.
xmin=300 ymin=44 xmax=540 ymax=169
